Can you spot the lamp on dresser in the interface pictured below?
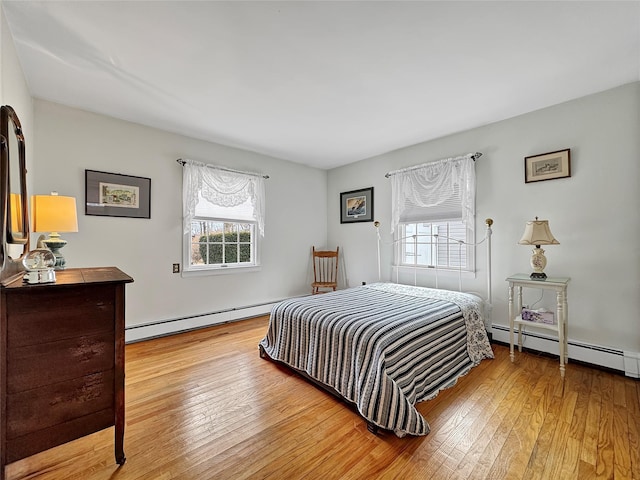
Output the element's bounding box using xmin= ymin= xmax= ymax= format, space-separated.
xmin=518 ymin=216 xmax=559 ymax=280
xmin=31 ymin=192 xmax=78 ymax=270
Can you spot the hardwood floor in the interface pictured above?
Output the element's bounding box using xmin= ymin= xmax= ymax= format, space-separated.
xmin=6 ymin=316 xmax=640 ymax=480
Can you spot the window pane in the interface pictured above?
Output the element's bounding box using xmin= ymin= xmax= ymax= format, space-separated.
xmin=399 ymin=220 xmax=470 ymax=270
xmin=238 ymin=223 xmax=252 ymax=263
xmin=404 ymin=241 xmax=415 ymax=264
xmin=416 ymin=241 xmax=432 ymax=266
xmin=209 ymin=222 xmax=224 ymax=241
xmin=197 ymin=221 xmax=220 ymax=265
xmin=191 ymin=221 xmax=207 ymax=265
xmin=225 ymin=244 xmax=238 ymax=263
xmin=239 ymin=244 xmax=251 ymax=263
xmin=416 ymin=223 xmax=431 ymax=235
xmin=224 ymin=223 xmax=237 ymax=242
xmin=188 ymin=219 xmax=255 ymax=268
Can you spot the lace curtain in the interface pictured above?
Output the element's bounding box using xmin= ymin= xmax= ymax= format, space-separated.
xmin=390 ymin=154 xmax=476 ymax=233
xmin=182 ymin=159 xmax=265 ymax=236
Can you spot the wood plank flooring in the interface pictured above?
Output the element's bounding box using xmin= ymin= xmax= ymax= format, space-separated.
xmin=6 ymin=316 xmax=640 ymax=480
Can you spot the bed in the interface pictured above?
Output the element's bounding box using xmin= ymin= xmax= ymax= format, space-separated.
xmin=259 ymin=282 xmax=493 ymax=437
xmin=259 ymin=219 xmax=495 ymax=437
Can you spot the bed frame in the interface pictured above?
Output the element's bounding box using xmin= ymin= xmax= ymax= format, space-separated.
xmin=376 ymin=218 xmax=494 ymax=327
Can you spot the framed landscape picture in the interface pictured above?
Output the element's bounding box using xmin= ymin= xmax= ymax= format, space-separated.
xmin=524 ymin=149 xmax=571 ymax=183
xmin=85 ymin=169 xmax=151 ymax=218
xmin=340 ymin=187 xmax=374 ymax=224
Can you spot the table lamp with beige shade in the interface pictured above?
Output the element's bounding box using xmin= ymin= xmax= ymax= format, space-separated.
xmin=518 ymin=217 xmax=559 ymax=280
xmin=31 ymin=192 xmax=78 ymax=270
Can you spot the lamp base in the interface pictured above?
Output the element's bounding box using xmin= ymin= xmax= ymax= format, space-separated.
xmin=529 ymin=246 xmax=548 ymax=281
xmin=529 ymin=272 xmax=547 ymax=280
xmin=42 ymin=234 xmax=67 ymax=270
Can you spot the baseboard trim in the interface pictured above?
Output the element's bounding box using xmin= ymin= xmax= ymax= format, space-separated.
xmin=125 ymin=301 xmax=277 ymax=343
xmin=124 ymin=310 xmax=640 ymax=379
xmin=491 ymin=323 xmax=639 ymax=379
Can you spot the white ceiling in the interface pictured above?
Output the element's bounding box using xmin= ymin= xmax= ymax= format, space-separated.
xmin=2 ymin=1 xmax=639 ymax=170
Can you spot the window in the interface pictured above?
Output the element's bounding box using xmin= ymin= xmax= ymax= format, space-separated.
xmin=390 ymin=154 xmax=476 ymax=272
xmin=398 ymin=220 xmax=472 ymax=271
xmin=182 ymin=160 xmax=265 ymax=275
xmin=189 ymin=220 xmax=255 ymax=268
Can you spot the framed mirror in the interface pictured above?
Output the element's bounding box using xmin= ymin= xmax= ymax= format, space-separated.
xmin=0 ymin=105 xmax=29 ymax=282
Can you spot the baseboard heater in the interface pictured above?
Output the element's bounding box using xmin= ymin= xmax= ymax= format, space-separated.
xmin=125 ymin=299 xmax=280 ymax=343
xmin=124 ymin=309 xmax=640 ymax=378
xmin=491 ymin=323 xmax=640 ymax=379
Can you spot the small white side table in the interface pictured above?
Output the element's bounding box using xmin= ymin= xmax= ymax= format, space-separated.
xmin=506 ymin=274 xmax=571 ymax=378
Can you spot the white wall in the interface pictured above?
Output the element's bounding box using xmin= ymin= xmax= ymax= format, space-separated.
xmin=328 ymin=82 xmax=640 ymax=354
xmin=0 ymin=8 xmax=33 ymax=149
xmin=0 ymin=7 xmax=33 ymax=259
xmin=32 ymin=100 xmax=327 ymax=330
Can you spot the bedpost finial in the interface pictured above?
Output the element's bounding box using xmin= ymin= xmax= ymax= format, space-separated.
xmin=485 ymin=218 xmax=493 ymax=227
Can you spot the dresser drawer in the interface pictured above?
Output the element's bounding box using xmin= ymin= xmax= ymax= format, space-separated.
xmin=6 ymin=369 xmax=115 ymax=439
xmin=6 ymin=285 xmax=115 ymax=347
xmin=6 ymin=408 xmax=115 ymax=464
xmin=7 ymin=332 xmax=115 ymax=393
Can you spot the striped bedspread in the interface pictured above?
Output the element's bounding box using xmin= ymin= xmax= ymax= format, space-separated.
xmin=259 ymin=282 xmax=494 ymax=437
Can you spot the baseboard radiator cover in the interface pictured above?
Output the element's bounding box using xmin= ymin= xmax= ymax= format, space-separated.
xmin=125 ymin=301 xmax=278 ymax=343
xmin=491 ymin=324 xmax=640 ymax=379
xmin=124 ymin=310 xmax=640 ymax=378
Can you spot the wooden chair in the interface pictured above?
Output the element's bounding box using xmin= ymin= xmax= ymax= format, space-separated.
xmin=311 ymin=246 xmax=339 ymax=294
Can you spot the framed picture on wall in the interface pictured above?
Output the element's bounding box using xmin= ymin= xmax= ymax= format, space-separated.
xmin=340 ymin=187 xmax=374 ymax=224
xmin=524 ymin=149 xmax=571 ymax=183
xmin=85 ymin=170 xmax=151 ymax=218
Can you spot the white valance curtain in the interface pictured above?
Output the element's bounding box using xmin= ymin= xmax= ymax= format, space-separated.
xmin=389 ymin=154 xmax=476 ymax=233
xmin=182 ymin=159 xmax=266 ymax=236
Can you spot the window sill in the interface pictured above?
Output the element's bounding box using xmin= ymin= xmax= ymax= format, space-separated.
xmin=181 ymin=265 xmax=262 ymax=278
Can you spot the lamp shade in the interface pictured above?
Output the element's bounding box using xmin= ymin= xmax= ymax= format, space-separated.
xmin=31 ymin=194 xmax=79 ymax=233
xmin=518 ymin=218 xmax=559 ymax=246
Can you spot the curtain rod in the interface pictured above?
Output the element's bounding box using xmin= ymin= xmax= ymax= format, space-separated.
xmin=176 ymin=158 xmax=270 ymax=179
xmin=384 ymin=152 xmax=482 ymax=178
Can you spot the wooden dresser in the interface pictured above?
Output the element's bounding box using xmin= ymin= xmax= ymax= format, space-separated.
xmin=0 ymin=267 xmax=133 ymax=479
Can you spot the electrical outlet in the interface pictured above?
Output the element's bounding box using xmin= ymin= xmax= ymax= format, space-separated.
xmin=172 ymin=263 xmax=180 ymax=273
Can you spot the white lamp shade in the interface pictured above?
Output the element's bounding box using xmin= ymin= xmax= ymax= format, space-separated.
xmin=31 ymin=194 xmax=79 ymax=233
xmin=518 ymin=218 xmax=559 ymax=246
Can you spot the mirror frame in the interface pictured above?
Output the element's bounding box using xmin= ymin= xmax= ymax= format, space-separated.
xmin=1 ymin=105 xmax=28 ymax=244
xmin=0 ymin=105 xmax=30 ymax=283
